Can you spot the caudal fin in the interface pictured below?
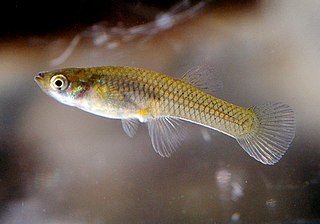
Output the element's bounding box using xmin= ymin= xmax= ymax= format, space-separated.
xmin=237 ymin=102 xmax=295 ymax=165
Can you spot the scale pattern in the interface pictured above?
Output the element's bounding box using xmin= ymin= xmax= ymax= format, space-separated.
xmin=86 ymin=66 xmax=255 ymax=138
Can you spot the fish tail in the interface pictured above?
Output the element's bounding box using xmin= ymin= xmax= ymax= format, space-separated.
xmin=236 ymin=102 xmax=295 ymax=165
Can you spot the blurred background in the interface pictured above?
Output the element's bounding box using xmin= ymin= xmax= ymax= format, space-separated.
xmin=0 ymin=0 xmax=320 ymax=223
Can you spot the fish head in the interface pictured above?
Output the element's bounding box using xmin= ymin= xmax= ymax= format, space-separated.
xmin=34 ymin=68 xmax=91 ymax=106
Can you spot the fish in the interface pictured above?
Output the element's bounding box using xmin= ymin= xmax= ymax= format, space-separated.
xmin=34 ymin=65 xmax=295 ymax=165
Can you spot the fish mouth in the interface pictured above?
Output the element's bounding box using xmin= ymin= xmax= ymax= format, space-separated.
xmin=34 ymin=71 xmax=47 ymax=84
xmin=34 ymin=75 xmax=42 ymax=82
xmin=34 ymin=72 xmax=49 ymax=92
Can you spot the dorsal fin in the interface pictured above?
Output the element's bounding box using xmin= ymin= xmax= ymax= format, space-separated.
xmin=181 ymin=64 xmax=223 ymax=94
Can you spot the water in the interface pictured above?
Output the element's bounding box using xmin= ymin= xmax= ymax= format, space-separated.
xmin=0 ymin=1 xmax=319 ymax=223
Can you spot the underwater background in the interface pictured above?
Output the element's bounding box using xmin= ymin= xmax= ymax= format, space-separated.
xmin=0 ymin=0 xmax=319 ymax=223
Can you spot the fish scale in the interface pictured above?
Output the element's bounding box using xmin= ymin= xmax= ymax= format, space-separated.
xmin=136 ymin=73 xmax=252 ymax=137
xmin=82 ymin=67 xmax=252 ymax=136
xmin=136 ymin=69 xmax=249 ymax=137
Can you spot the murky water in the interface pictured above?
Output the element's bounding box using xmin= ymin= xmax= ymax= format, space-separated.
xmin=0 ymin=1 xmax=319 ymax=223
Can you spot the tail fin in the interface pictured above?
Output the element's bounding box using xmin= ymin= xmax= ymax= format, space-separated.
xmin=237 ymin=102 xmax=295 ymax=165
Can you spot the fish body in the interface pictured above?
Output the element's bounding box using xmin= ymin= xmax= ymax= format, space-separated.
xmin=35 ymin=66 xmax=295 ymax=165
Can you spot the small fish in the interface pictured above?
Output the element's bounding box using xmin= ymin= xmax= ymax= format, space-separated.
xmin=34 ymin=66 xmax=295 ymax=165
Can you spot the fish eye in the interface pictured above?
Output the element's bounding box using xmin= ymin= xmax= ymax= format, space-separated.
xmin=50 ymin=75 xmax=68 ymax=91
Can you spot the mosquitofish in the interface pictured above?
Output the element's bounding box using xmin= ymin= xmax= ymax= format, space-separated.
xmin=34 ymin=66 xmax=295 ymax=165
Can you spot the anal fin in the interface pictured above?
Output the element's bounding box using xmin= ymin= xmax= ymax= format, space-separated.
xmin=147 ymin=117 xmax=186 ymax=157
